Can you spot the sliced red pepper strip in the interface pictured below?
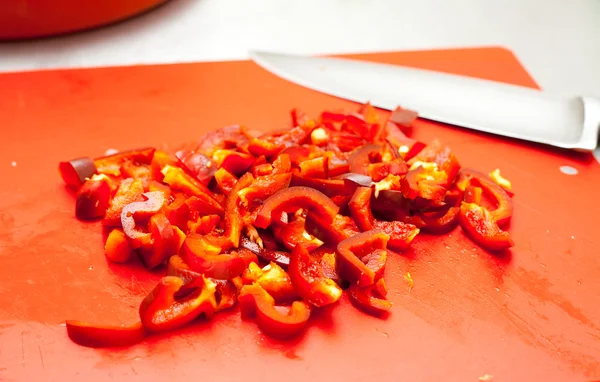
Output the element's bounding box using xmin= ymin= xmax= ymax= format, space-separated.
xmin=242 ymin=262 xmax=298 ymax=303
xmin=407 ymin=206 xmax=461 ymax=234
xmin=336 ymin=230 xmax=389 ymax=287
xmin=188 ymin=214 xmax=221 ymax=235
xmin=120 ymin=191 xmax=166 ymax=248
xmin=373 ymin=220 xmax=419 ymax=252
xmin=385 ymin=122 xmax=425 ymax=161
xmin=103 ymin=178 xmax=144 ymax=226
xmin=290 ymin=171 xmax=347 ymax=197
xmin=167 ymin=255 xmax=202 ymax=284
xmin=138 ymin=213 xmax=179 ymax=269
xmin=272 ymin=153 xmax=292 ymax=174
xmin=161 ymin=165 xmax=223 ymax=216
xmin=289 ymin=245 xmax=342 ymax=307
xmin=66 ymin=321 xmax=145 ymax=348
xmin=239 ymin=283 xmax=311 ymax=339
xmin=104 ymin=228 xmax=133 ymax=263
xmin=75 ymin=175 xmax=112 ymax=220
xmin=238 ymin=173 xmax=292 ymax=206
xmin=305 ymin=213 xmax=360 ymax=245
xmin=59 ymin=157 xmax=97 ymax=188
xmin=348 ymin=144 xmax=381 ymax=175
xmin=224 ymin=172 xmax=255 ymax=248
xmin=401 ymin=166 xmax=447 ymax=202
xmin=248 ymin=138 xmax=285 ymax=158
xmin=175 ymin=149 xmax=216 ymax=186
xmin=180 ymin=233 xmax=249 ymax=279
xmin=348 ymin=284 xmax=392 ymax=317
xmin=255 ymin=186 xmax=339 ymax=229
xmin=164 ymin=193 xmax=190 ymax=231
xmin=348 ymin=186 xmax=375 ymax=231
xmin=459 ymin=202 xmax=514 ymax=251
xmin=464 ymin=185 xmax=483 ymax=204
xmin=139 ymin=276 xmax=217 ymax=334
xmin=457 ymin=169 xmax=513 ymax=226
xmin=240 ymin=237 xmax=291 ymax=268
xmin=212 ymin=149 xmax=256 ymax=176
xmin=251 ymin=163 xmax=274 ymax=177
xmin=120 ymin=160 xmax=152 ymax=183
xmin=94 ymin=147 xmax=156 ymax=171
xmin=409 ymin=140 xmax=461 ymax=185
xmin=329 ymin=131 xmax=367 ymax=152
xmin=277 ymin=219 xmax=323 ymax=252
xmin=298 ymin=156 xmax=329 ymax=179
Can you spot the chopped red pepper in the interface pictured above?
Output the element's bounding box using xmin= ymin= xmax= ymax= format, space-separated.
xmin=255 ymin=186 xmax=339 ymax=229
xmin=457 ymin=169 xmax=513 ymax=226
xmin=66 ymin=321 xmax=145 ymax=348
xmin=60 ymin=102 xmax=517 ymax=346
xmin=242 ymin=262 xmax=297 ymax=303
xmin=138 ymin=213 xmax=179 ymax=269
xmin=239 ymin=283 xmax=311 ymax=339
xmin=104 ymin=228 xmax=133 ymax=263
xmin=140 ymin=276 xmax=217 ymax=333
xmin=373 ymin=220 xmax=419 ymax=252
xmin=276 ymin=219 xmax=323 ymax=253
xmin=224 ymin=172 xmax=255 ymax=248
xmin=59 ymin=157 xmax=97 ymax=188
xmin=238 ymin=173 xmax=292 ymax=206
xmin=180 ymin=234 xmax=255 ymax=279
xmin=298 ymin=156 xmax=329 ymax=179
xmin=120 ymin=191 xmax=166 ymax=249
xmin=336 ymin=230 xmax=389 ymax=287
xmin=103 ymin=178 xmax=145 ymax=226
xmin=348 ymin=186 xmax=376 ymax=231
xmin=75 ymin=175 xmax=112 ymax=220
xmin=161 ymin=165 xmax=223 ymax=216
xmin=459 ymin=202 xmax=514 ymax=251
xmin=175 ymin=149 xmax=216 ymax=186
xmin=289 ymin=245 xmax=342 ymax=307
xmin=348 ymin=284 xmax=392 ymax=317
xmin=212 ymin=149 xmax=256 ymax=176
xmin=163 ymin=193 xmax=190 ymax=230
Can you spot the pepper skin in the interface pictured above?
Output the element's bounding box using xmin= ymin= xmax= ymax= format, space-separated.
xmin=66 ymin=321 xmax=145 ymax=348
xmin=459 ymin=202 xmax=514 ymax=251
xmin=336 ymin=230 xmax=389 ymax=287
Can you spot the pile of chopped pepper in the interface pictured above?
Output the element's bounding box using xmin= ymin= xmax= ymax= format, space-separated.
xmin=59 ymin=103 xmax=514 ymax=347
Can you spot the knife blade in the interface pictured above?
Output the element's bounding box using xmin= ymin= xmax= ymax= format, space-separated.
xmin=250 ymin=50 xmax=600 ymax=151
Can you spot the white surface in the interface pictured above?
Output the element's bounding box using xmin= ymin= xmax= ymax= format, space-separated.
xmin=0 ymin=0 xmax=599 ymax=97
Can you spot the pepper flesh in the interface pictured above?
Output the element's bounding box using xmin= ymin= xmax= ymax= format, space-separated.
xmin=239 ymin=283 xmax=311 ymax=339
xmin=459 ymin=202 xmax=514 ymax=251
xmin=139 ymin=276 xmax=217 ymax=333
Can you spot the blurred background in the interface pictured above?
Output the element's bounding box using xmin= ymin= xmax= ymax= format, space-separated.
xmin=0 ymin=0 xmax=599 ymax=97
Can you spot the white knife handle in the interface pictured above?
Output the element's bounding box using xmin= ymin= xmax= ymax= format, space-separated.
xmin=581 ymin=97 xmax=600 ymax=151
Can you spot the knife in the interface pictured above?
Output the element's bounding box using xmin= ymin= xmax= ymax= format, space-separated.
xmin=250 ymin=50 xmax=600 ymax=152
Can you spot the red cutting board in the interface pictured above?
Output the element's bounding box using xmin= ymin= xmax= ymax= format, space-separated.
xmin=1 ymin=47 xmax=599 ymax=382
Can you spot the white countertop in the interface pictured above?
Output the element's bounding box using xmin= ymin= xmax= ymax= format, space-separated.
xmin=1 ymin=0 xmax=599 ymax=98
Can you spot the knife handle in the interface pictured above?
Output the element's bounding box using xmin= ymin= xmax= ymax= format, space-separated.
xmin=581 ymin=97 xmax=600 ymax=151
